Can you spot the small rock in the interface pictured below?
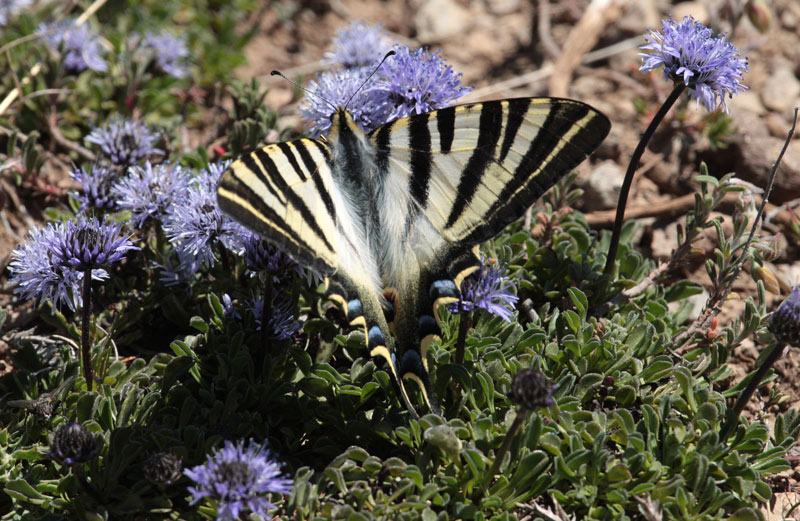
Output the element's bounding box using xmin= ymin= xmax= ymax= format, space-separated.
xmin=760 ymin=66 xmax=800 ymax=113
xmin=719 ymin=134 xmax=800 ymax=204
xmin=414 ymin=0 xmax=472 ymax=43
xmin=765 ymin=113 xmax=796 ymax=139
xmin=729 ymin=107 xmax=769 ymax=140
xmin=650 ymin=221 xmax=679 ymax=260
xmin=734 ymin=90 xmax=767 ymax=116
xmin=577 ymin=160 xmax=625 ymax=211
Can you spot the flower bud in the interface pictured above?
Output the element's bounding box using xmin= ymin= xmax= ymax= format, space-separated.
xmin=143 ymin=451 xmax=183 ymax=485
xmin=509 ymin=368 xmax=555 ymax=410
xmin=49 ymin=422 xmax=97 ymax=465
xmin=754 ymin=265 xmax=781 ymax=295
xmin=745 ymin=0 xmax=771 ymax=33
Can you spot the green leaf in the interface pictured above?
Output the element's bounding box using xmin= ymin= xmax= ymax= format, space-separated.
xmin=161 ymin=356 xmax=195 ymax=395
xmin=189 ymin=316 xmax=208 ymax=333
xmin=5 ymin=479 xmax=50 ymax=505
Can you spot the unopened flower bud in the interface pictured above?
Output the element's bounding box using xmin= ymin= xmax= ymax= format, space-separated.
xmin=510 ymin=368 xmax=555 ymax=410
xmin=745 ymin=0 xmax=771 ymax=33
xmin=143 ymin=451 xmax=183 ymax=485
xmin=754 ymin=265 xmax=781 ymax=294
xmin=49 ymin=422 xmax=97 ymax=465
xmin=757 ymin=233 xmax=787 ymax=262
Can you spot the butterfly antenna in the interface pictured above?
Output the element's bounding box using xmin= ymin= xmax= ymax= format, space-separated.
xmin=344 ymin=50 xmax=396 ymax=110
xmin=270 ymin=70 xmax=337 ymax=114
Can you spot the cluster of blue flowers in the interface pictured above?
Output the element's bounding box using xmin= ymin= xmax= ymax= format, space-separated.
xmin=302 ymin=22 xmax=471 ymax=136
xmin=36 ymin=17 xmax=188 ymax=77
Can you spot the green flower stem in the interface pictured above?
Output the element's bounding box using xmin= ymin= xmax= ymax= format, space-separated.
xmin=487 ymin=408 xmax=526 ymax=482
xmin=720 ymin=341 xmax=786 ymax=441
xmin=454 ymin=308 xmax=473 ymax=365
xmin=602 ymin=84 xmax=686 ymax=278
xmin=81 ymin=270 xmax=93 ymax=392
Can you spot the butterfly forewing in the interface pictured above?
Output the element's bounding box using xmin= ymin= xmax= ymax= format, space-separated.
xmin=371 ymin=98 xmax=610 ymax=256
xmin=218 ymin=138 xmax=340 ymax=275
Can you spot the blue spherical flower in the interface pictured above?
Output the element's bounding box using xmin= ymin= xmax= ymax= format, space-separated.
xmin=377 ymin=45 xmax=471 ymax=122
xmin=185 ymin=439 xmax=292 ymax=521
xmin=111 ymin=161 xmax=190 ymax=227
xmin=248 ymin=295 xmax=301 ymax=339
xmin=85 ymin=116 xmax=163 ymax=166
xmin=71 ymin=163 xmax=118 ymax=212
xmin=242 ymin=232 xmax=298 ymax=274
xmin=162 ymin=161 xmax=248 ymax=273
xmin=301 ymin=67 xmax=390 ymax=137
xmin=9 ymin=222 xmax=84 ymax=311
xmin=0 ymin=0 xmax=33 ymax=27
xmin=769 ymin=287 xmax=800 ymax=346
xmin=38 ymin=19 xmax=108 ymax=74
xmin=324 ymin=21 xmax=393 ymax=69
xmin=640 ymin=16 xmax=748 ymax=113
xmin=447 ymin=258 xmax=519 ymax=322
xmin=50 ymin=215 xmax=138 ymax=272
xmin=141 ymin=32 xmax=190 ymax=78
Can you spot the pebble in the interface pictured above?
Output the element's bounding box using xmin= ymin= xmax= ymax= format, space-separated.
xmin=760 ymin=65 xmax=800 ymax=113
xmin=577 ymin=160 xmax=624 ymax=211
xmin=413 ymin=0 xmax=472 ymax=42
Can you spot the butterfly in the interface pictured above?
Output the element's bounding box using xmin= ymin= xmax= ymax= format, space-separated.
xmin=217 ymin=97 xmax=610 ymax=418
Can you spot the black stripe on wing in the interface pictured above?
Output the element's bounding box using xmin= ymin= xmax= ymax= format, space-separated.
xmin=467 ymin=100 xmax=610 ymax=244
xmin=253 ymin=148 xmax=335 ymax=253
xmin=445 ymin=101 xmax=504 ymax=229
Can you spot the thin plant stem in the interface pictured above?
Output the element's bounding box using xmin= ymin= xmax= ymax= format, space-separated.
xmin=81 ymin=270 xmax=93 ymax=391
xmin=487 ymin=408 xmax=526 ymax=481
xmin=719 ymin=341 xmax=786 ymax=441
xmin=602 ymin=84 xmax=686 ymax=278
xmin=454 ymin=307 xmax=472 ymax=365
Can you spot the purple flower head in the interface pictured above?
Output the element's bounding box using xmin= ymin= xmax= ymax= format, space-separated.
xmin=376 ymin=45 xmax=471 ymax=122
xmin=185 ymin=439 xmax=292 ymax=521
xmin=50 ymin=215 xmax=138 ymax=272
xmin=38 ymin=19 xmax=107 ymax=74
xmin=640 ymin=16 xmax=748 ymax=112
xmin=447 ymin=258 xmax=518 ymax=322
xmin=141 ymin=32 xmax=190 ymax=78
xmin=324 ymin=21 xmax=393 ymax=69
xmin=510 ymin=368 xmax=556 ymax=410
xmin=48 ymin=421 xmax=98 ymax=465
xmin=9 ymin=222 xmax=84 ymax=311
xmin=162 ymin=161 xmax=248 ymax=272
xmin=111 ymin=161 xmax=190 ymax=227
xmin=769 ymin=286 xmax=800 ymax=346
xmin=301 ymin=67 xmax=389 ymax=137
xmin=248 ymin=294 xmax=301 ymax=339
xmin=85 ymin=116 xmax=163 ymax=166
xmin=71 ymin=163 xmax=118 ymax=212
xmin=242 ymin=233 xmax=297 ymax=274
xmin=0 ymin=0 xmax=33 ymax=27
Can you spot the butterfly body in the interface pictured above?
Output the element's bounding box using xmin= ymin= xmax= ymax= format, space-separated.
xmin=218 ymin=98 xmax=610 ymax=417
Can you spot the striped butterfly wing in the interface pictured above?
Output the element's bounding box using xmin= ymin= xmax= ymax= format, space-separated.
xmin=371 ymin=98 xmax=610 ymax=407
xmin=218 ymin=139 xmax=340 ymax=276
xmin=371 ymin=98 xmax=611 ymax=254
